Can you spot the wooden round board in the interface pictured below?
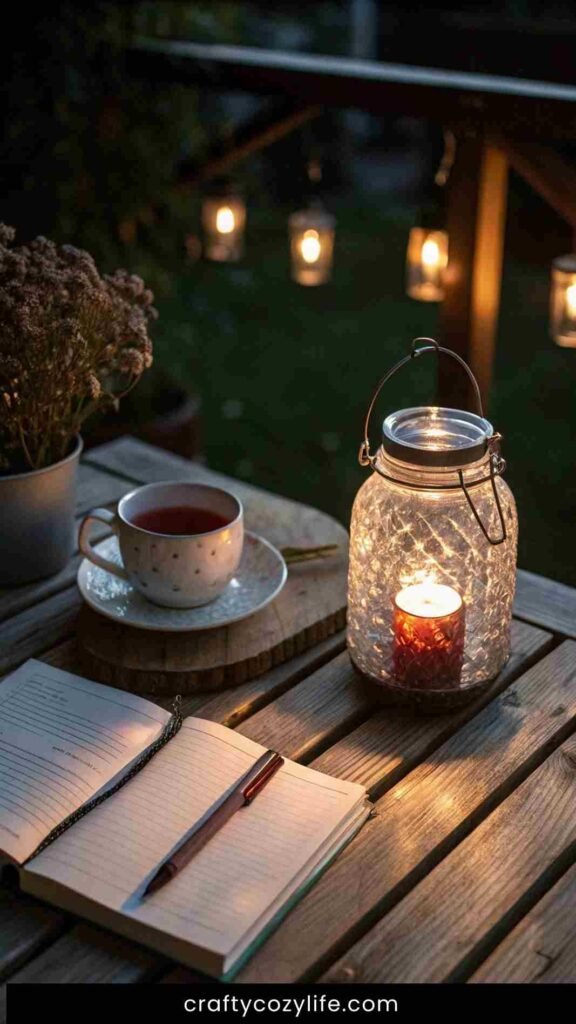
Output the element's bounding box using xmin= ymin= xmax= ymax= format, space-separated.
xmin=77 ymin=471 xmax=348 ymax=695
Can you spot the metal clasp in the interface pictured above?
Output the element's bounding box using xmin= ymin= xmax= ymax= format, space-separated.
xmin=359 ymin=340 xmax=509 ymax=547
xmin=458 ymin=433 xmax=508 ymax=546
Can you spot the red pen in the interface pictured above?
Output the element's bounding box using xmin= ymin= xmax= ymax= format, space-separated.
xmin=143 ymin=749 xmax=284 ymax=897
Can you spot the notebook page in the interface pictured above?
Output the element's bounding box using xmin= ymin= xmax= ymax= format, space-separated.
xmin=0 ymin=660 xmax=170 ymax=864
xmin=25 ymin=718 xmax=365 ymax=958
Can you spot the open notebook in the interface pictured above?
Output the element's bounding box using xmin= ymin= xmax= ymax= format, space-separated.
xmin=0 ymin=660 xmax=370 ymax=978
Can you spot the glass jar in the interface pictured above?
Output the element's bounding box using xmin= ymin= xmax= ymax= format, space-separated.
xmin=289 ymin=206 xmax=335 ymax=286
xmin=550 ymin=254 xmax=576 ymax=347
xmin=347 ymin=341 xmax=518 ymax=710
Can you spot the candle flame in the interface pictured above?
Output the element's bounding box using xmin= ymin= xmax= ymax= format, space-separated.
xmin=566 ymin=282 xmax=576 ymax=319
xmin=216 ymin=206 xmax=235 ymax=234
xmin=395 ymin=582 xmax=462 ymax=618
xmin=421 ymin=238 xmax=440 ymax=269
xmin=300 ymin=229 xmax=321 ymax=264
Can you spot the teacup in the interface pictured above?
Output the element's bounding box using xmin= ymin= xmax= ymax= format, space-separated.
xmin=79 ymin=482 xmax=244 ymax=608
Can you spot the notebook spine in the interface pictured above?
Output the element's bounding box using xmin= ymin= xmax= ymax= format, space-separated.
xmin=24 ymin=696 xmax=184 ymax=864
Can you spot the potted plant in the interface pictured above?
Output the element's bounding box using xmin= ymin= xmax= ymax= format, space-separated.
xmin=0 ymin=224 xmax=155 ymax=586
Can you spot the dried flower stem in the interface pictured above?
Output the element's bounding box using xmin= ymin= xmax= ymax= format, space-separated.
xmin=0 ymin=225 xmax=155 ymax=472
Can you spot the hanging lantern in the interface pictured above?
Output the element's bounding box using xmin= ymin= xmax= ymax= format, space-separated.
xmin=289 ymin=206 xmax=335 ymax=286
xmin=348 ymin=338 xmax=518 ymax=711
xmin=406 ymin=227 xmax=449 ymax=302
xmin=202 ymin=187 xmax=246 ymax=263
xmin=550 ymin=254 xmax=576 ymax=347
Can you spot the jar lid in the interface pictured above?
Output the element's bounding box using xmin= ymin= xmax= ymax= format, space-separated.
xmin=382 ymin=407 xmax=493 ymax=467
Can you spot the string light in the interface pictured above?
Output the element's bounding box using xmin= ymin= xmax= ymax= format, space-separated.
xmin=202 ymin=186 xmax=246 ymax=262
xmin=289 ymin=206 xmax=335 ymax=286
xmin=550 ymin=254 xmax=576 ymax=347
xmin=405 ymin=129 xmax=454 ymax=303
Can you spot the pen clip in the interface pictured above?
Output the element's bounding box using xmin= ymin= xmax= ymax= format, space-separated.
xmin=242 ymin=751 xmax=284 ymax=804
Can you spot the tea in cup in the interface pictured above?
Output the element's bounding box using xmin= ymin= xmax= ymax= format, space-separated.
xmin=79 ymin=482 xmax=243 ymax=608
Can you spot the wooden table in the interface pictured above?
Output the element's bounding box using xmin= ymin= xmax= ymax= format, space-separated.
xmin=1 ymin=437 xmax=576 ymax=993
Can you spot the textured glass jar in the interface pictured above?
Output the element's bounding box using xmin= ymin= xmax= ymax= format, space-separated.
xmin=348 ymin=342 xmax=518 ymax=709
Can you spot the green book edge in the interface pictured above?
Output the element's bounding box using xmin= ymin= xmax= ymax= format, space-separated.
xmin=222 ymin=807 xmax=371 ymax=982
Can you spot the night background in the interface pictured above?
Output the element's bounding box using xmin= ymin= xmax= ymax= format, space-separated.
xmin=2 ymin=0 xmax=576 ymax=584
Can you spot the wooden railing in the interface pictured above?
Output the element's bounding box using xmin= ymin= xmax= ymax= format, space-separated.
xmin=128 ymin=38 xmax=576 ymax=408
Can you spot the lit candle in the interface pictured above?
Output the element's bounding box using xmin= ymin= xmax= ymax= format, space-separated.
xmin=566 ymin=282 xmax=576 ymax=319
xmin=202 ymin=193 xmax=246 ymax=262
xmin=392 ymin=581 xmax=465 ymax=689
xmin=215 ymin=205 xmax=236 ymax=235
xmin=405 ymin=228 xmax=448 ymax=302
xmin=289 ymin=207 xmax=335 ymax=286
xmin=550 ymin=254 xmax=576 ymax=347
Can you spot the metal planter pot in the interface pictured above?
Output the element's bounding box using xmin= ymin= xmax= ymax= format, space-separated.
xmin=0 ymin=436 xmax=82 ymax=587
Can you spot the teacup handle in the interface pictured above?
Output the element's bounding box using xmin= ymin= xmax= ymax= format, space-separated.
xmin=79 ymin=507 xmax=129 ymax=581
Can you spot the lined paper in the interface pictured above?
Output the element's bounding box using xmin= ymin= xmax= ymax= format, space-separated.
xmin=27 ymin=718 xmax=365 ymax=959
xmin=0 ymin=660 xmax=170 ymax=864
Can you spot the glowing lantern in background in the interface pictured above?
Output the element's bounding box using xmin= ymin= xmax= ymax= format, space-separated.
xmin=289 ymin=206 xmax=336 ymax=286
xmin=550 ymin=255 xmax=576 ymax=347
xmin=202 ymin=187 xmax=246 ymax=263
xmin=406 ymin=227 xmax=449 ymax=302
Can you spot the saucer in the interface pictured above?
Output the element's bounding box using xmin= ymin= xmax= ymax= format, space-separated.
xmin=77 ymin=532 xmax=287 ymax=632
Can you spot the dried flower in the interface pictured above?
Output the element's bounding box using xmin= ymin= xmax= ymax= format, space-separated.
xmin=0 ymin=224 xmax=155 ymax=471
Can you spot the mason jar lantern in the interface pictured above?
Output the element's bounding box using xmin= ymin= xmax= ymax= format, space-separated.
xmin=550 ymin=254 xmax=576 ymax=347
xmin=289 ymin=206 xmax=335 ymax=286
xmin=202 ymin=187 xmax=246 ymax=263
xmin=406 ymin=227 xmax=448 ymax=302
xmin=348 ymin=339 xmax=518 ymax=710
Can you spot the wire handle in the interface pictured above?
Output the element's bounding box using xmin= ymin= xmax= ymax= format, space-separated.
xmin=358 ymin=338 xmax=508 ymax=547
xmin=359 ymin=338 xmax=484 ymax=468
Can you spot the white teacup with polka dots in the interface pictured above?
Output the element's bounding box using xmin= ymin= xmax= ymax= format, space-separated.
xmin=79 ymin=481 xmax=244 ymax=609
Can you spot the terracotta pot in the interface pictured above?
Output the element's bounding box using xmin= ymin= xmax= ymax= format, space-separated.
xmin=0 ymin=436 xmax=82 ymax=586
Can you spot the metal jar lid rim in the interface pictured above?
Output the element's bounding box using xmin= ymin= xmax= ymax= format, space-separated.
xmin=382 ymin=406 xmax=493 ymax=468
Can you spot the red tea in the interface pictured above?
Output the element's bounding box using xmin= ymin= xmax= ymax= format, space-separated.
xmin=131 ymin=505 xmax=231 ymax=536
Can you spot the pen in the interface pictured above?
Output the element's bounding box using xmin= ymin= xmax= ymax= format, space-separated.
xmin=143 ymin=748 xmax=284 ymax=897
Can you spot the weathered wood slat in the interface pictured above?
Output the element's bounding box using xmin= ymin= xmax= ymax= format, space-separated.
xmin=0 ymin=888 xmax=68 ymax=982
xmin=84 ymin=436 xmax=261 ymax=494
xmin=2 ymin=923 xmax=163 ymax=985
xmin=322 ymin=736 xmax=576 ymax=984
xmin=172 ymin=629 xmax=346 ymax=724
xmin=236 ymin=651 xmax=375 ymax=762
xmin=37 ymin=639 xmax=82 ymax=674
xmin=514 ymin=569 xmax=576 ymax=639
xmin=470 ymin=862 xmax=576 ymax=983
xmin=0 ymin=587 xmax=82 ymax=677
xmin=311 ymin=620 xmax=551 ymax=795
xmin=73 ymin=463 xmax=136 ymax=518
xmin=237 ymin=640 xmax=576 ymax=982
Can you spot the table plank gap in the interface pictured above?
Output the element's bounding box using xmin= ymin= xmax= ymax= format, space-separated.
xmin=0 ymin=586 xmax=82 ymax=677
xmin=311 ymin=620 xmax=554 ymax=797
xmin=514 ymin=569 xmax=576 ymax=639
xmin=469 ymin=860 xmax=576 ymax=983
xmin=235 ymin=650 xmax=378 ymax=763
xmin=152 ymin=630 xmax=347 ymax=725
xmin=2 ymin=922 xmax=168 ymax=985
xmin=0 ymin=884 xmax=70 ymax=982
xmin=319 ymin=736 xmax=576 ymax=985
xmin=236 ymin=640 xmax=576 ymax=982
